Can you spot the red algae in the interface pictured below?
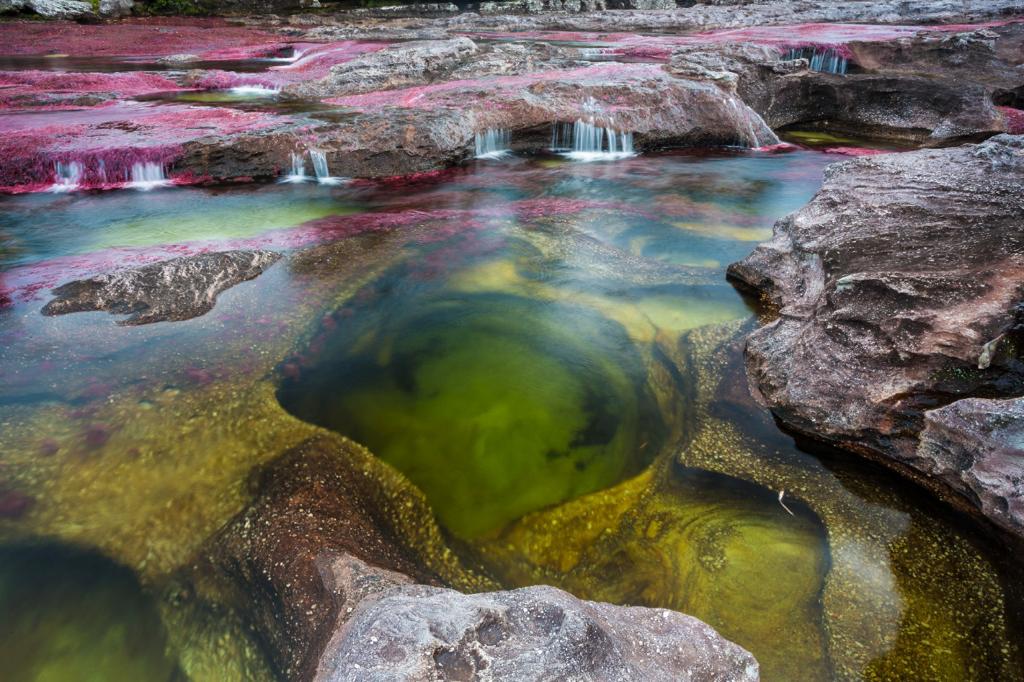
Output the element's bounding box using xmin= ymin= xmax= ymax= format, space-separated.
xmin=998 ymin=106 xmax=1024 ymax=135
xmin=0 ymin=18 xmax=283 ymax=58
xmin=0 ymin=71 xmax=183 ymax=108
xmin=0 ymin=102 xmax=285 ymax=192
xmin=820 ymin=146 xmax=893 ymax=156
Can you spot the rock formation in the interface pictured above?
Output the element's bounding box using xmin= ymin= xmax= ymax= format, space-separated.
xmin=42 ymin=250 xmax=281 ymax=325
xmin=728 ymin=134 xmax=1024 ymax=537
xmin=317 ymin=583 xmax=759 ymax=682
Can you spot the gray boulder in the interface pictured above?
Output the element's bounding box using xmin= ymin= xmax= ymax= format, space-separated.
xmin=42 ymin=250 xmax=281 ymax=325
xmin=0 ymin=0 xmax=93 ymax=18
xmin=316 ymin=584 xmax=759 ymax=682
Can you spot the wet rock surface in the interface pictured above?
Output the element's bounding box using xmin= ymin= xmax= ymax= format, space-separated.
xmin=316 ymin=583 xmax=759 ymax=682
xmin=41 ymin=250 xmax=281 ymax=325
xmin=919 ymin=397 xmax=1024 ymax=538
xmin=206 ymin=436 xmax=446 ymax=680
xmin=668 ymin=23 xmax=1024 ymax=145
xmin=728 ymin=134 xmax=1024 ymax=536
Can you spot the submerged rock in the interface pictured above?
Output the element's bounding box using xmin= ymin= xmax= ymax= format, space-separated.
xmin=205 ymin=436 xmax=489 ymax=680
xmin=728 ymin=134 xmax=1024 ymax=537
xmin=41 ymin=250 xmax=281 ymax=325
xmin=317 ymin=583 xmax=759 ymax=682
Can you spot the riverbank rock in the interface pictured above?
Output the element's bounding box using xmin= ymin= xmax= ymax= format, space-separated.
xmin=668 ymin=24 xmax=1024 ymax=145
xmin=918 ymin=397 xmax=1024 ymax=538
xmin=41 ymin=250 xmax=281 ymax=325
xmin=727 ymin=134 xmax=1024 ymax=537
xmin=317 ymin=583 xmax=759 ymax=682
xmin=0 ymin=0 xmax=92 ymax=19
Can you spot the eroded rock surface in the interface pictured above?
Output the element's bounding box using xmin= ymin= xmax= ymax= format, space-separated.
xmin=728 ymin=134 xmax=1024 ymax=536
xmin=668 ymin=24 xmax=1024 ymax=145
xmin=317 ymin=583 xmax=759 ymax=682
xmin=41 ymin=250 xmax=281 ymax=325
xmin=205 ymin=436 xmax=447 ymax=680
xmin=919 ymin=397 xmax=1024 ymax=537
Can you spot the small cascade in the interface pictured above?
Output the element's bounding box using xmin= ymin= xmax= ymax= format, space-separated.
xmin=128 ymin=162 xmax=171 ymax=191
xmin=228 ymin=85 xmax=281 ymax=97
xmin=310 ymin=150 xmax=343 ymax=186
xmin=474 ymin=129 xmax=511 ymax=159
xmin=784 ymin=46 xmax=849 ymax=75
xmin=49 ymin=161 xmax=84 ymax=193
xmin=551 ymin=120 xmax=635 ymax=161
xmin=280 ymin=152 xmax=309 ymax=184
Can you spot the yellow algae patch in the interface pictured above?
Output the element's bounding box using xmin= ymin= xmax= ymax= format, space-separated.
xmin=673 ymin=221 xmax=773 ymax=242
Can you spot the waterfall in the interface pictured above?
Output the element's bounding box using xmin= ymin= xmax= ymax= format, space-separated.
xmin=228 ymin=85 xmax=281 ymax=97
xmin=49 ymin=161 xmax=84 ymax=192
xmin=128 ymin=162 xmax=170 ymax=191
xmin=310 ymin=150 xmax=343 ymax=186
xmin=280 ymin=152 xmax=309 ymax=183
xmin=474 ymin=129 xmax=511 ymax=159
xmin=784 ymin=47 xmax=848 ymax=75
xmin=552 ymin=120 xmax=635 ymax=161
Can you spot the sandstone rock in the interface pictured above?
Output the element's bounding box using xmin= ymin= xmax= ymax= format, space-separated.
xmin=918 ymin=397 xmax=1024 ymax=538
xmin=316 ymin=583 xmax=760 ymax=682
xmin=41 ymin=250 xmax=281 ymax=326
xmin=206 ymin=437 xmax=446 ymax=680
xmin=727 ymin=135 xmax=1024 ymax=536
xmin=286 ymin=37 xmax=479 ymax=100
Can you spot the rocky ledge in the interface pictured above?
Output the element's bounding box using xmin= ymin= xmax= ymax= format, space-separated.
xmin=728 ymin=134 xmax=1024 ymax=539
xmin=41 ymin=250 xmax=281 ymax=325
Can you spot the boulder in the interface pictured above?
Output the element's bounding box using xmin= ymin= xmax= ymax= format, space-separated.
xmin=918 ymin=397 xmax=1024 ymax=538
xmin=316 ymin=583 xmax=760 ymax=682
xmin=727 ymin=134 xmax=1024 ymax=536
xmin=205 ymin=437 xmax=447 ymax=680
xmin=98 ymin=0 xmax=132 ymax=16
xmin=41 ymin=250 xmax=281 ymax=325
xmin=0 ymin=0 xmax=93 ymax=18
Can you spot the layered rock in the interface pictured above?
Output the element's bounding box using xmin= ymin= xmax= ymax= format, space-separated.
xmin=727 ymin=135 xmax=1024 ymax=536
xmin=668 ymin=24 xmax=1024 ymax=145
xmin=918 ymin=397 xmax=1024 ymax=538
xmin=42 ymin=250 xmax=281 ymax=325
xmin=317 ymin=583 xmax=759 ymax=682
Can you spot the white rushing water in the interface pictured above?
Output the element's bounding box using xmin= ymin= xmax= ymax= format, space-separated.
xmin=49 ymin=161 xmax=84 ymax=193
xmin=228 ymin=85 xmax=281 ymax=97
xmin=280 ymin=152 xmax=309 ymax=184
xmin=551 ymin=120 xmax=636 ymax=162
xmin=128 ymin=162 xmax=171 ymax=191
xmin=474 ymin=129 xmax=511 ymax=159
xmin=785 ymin=47 xmax=848 ymax=75
xmin=310 ymin=150 xmax=344 ymax=186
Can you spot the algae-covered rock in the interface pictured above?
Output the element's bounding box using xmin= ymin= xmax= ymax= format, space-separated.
xmin=205 ymin=435 xmax=494 ymax=680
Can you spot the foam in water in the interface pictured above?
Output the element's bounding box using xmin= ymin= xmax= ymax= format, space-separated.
xmin=280 ymin=152 xmax=309 ymax=184
xmin=785 ymin=46 xmax=848 ymax=75
xmin=310 ymin=150 xmax=344 ymax=186
xmin=128 ymin=162 xmax=171 ymax=191
xmin=49 ymin=161 xmax=84 ymax=193
xmin=474 ymin=129 xmax=511 ymax=159
xmin=228 ymin=85 xmax=281 ymax=97
xmin=551 ymin=120 xmax=636 ymax=162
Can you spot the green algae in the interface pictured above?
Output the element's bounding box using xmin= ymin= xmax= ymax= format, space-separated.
xmin=278 ymin=288 xmax=664 ymax=539
xmin=0 ymin=543 xmax=180 ymax=682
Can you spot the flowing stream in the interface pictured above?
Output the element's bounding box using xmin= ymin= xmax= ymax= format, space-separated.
xmin=1 ymin=149 xmax=1021 ymax=681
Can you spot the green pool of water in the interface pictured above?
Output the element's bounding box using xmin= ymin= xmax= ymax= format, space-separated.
xmin=0 ymin=544 xmax=179 ymax=682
